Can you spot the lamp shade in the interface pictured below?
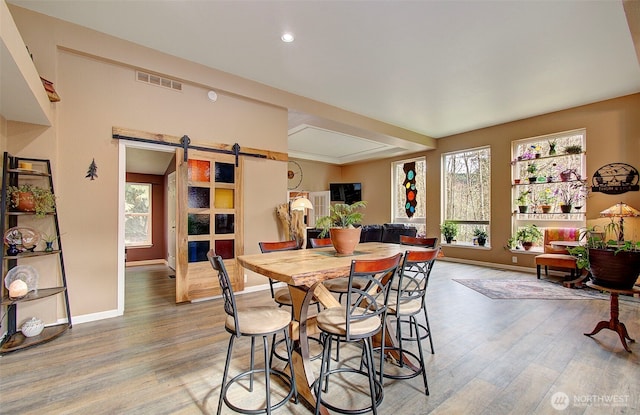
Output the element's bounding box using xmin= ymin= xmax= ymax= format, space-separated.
xmin=599 ymin=202 xmax=640 ymax=218
xmin=290 ymin=197 xmax=313 ymax=211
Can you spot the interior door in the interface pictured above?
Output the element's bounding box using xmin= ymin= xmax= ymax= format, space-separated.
xmin=175 ymin=149 xmax=243 ymax=303
xmin=167 ymin=171 xmax=176 ymax=270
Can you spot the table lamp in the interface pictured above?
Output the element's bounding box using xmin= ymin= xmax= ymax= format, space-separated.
xmin=599 ymin=202 xmax=640 ymax=242
xmin=289 ymin=196 xmax=313 ymax=247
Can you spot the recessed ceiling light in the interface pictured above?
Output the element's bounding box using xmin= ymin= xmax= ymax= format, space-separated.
xmin=281 ymin=32 xmax=294 ymax=43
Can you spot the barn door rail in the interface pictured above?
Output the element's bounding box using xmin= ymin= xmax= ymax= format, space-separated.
xmin=113 ymin=132 xmax=266 ymax=166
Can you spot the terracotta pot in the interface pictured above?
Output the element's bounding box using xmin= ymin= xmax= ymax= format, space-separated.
xmin=330 ymin=227 xmax=362 ymax=255
xmin=589 ymin=249 xmax=640 ymax=290
xmin=541 ymin=205 xmax=551 ymax=214
xmin=12 ymin=191 xmax=36 ymax=212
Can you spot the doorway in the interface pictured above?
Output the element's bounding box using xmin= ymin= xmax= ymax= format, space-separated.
xmin=119 ymin=141 xmax=176 ymax=313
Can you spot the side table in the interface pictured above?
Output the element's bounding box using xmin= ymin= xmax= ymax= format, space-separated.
xmin=584 ymin=282 xmax=640 ymax=352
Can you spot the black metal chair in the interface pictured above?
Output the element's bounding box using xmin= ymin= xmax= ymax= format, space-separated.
xmin=397 ymin=236 xmax=439 ymax=353
xmin=378 ymin=248 xmax=439 ymax=396
xmin=313 ymin=253 xmax=403 ymax=415
xmin=208 ymin=250 xmax=297 ymax=415
xmin=259 ymin=240 xmax=320 ymax=362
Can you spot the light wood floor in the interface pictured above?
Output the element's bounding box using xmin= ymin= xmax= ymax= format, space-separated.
xmin=1 ymin=261 xmax=639 ymax=414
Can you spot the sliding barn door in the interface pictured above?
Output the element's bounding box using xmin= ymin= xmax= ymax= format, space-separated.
xmin=175 ymin=149 xmax=244 ymax=303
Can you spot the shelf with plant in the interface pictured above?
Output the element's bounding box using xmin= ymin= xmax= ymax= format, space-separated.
xmin=6 ymin=184 xmax=56 ymax=217
xmin=511 ymin=224 xmax=543 ymax=251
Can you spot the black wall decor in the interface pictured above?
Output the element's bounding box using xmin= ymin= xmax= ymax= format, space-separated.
xmin=591 ymin=163 xmax=639 ymax=194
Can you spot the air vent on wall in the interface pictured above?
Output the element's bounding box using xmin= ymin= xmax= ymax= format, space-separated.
xmin=136 ymin=71 xmax=182 ymax=91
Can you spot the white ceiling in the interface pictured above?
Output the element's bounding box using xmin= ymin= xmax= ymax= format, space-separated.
xmin=8 ymin=0 xmax=640 ymax=169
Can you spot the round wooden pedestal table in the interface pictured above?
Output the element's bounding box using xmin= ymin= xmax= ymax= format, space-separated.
xmin=584 ymin=282 xmax=640 ymax=352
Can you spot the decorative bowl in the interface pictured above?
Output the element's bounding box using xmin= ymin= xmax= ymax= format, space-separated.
xmin=21 ymin=317 xmax=45 ymax=337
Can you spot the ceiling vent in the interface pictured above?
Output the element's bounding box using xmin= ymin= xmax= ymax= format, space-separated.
xmin=136 ymin=71 xmax=182 ymax=91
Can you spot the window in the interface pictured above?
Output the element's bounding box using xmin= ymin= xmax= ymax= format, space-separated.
xmin=442 ymin=147 xmax=491 ymax=245
xmin=125 ymin=183 xmax=152 ymax=246
xmin=511 ymin=129 xmax=586 ymax=251
xmin=392 ymin=157 xmax=426 ymax=235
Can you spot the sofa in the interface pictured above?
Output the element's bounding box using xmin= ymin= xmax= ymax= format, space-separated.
xmin=306 ymin=223 xmax=417 ymax=248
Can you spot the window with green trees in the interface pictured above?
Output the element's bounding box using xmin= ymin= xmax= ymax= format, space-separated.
xmin=125 ymin=183 xmax=152 ymax=246
xmin=442 ymin=147 xmax=491 ymax=245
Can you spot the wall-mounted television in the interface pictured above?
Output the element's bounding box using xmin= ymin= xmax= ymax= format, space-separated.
xmin=330 ymin=183 xmax=362 ymax=204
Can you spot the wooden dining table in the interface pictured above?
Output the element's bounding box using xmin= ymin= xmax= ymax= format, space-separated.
xmin=237 ymin=241 xmax=434 ymax=413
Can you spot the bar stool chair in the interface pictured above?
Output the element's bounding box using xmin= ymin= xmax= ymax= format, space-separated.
xmin=310 ymin=237 xmax=369 ymax=303
xmin=314 ymin=253 xmax=403 ymax=415
xmin=259 ymin=240 xmax=321 ymax=362
xmin=397 ymin=236 xmax=439 ymax=353
xmin=310 ymin=237 xmax=368 ymax=361
xmin=378 ymin=249 xmax=439 ymax=396
xmin=207 ymin=251 xmax=297 ymax=415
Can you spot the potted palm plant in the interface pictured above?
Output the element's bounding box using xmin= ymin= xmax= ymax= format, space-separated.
xmin=440 ymin=221 xmax=458 ymax=244
xmin=316 ymin=201 xmax=367 ymax=254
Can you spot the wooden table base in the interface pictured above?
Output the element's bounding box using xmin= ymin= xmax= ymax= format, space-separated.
xmin=584 ymin=283 xmax=640 ymax=353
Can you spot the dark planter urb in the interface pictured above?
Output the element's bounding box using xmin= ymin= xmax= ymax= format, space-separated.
xmin=588 ymin=249 xmax=640 ymax=290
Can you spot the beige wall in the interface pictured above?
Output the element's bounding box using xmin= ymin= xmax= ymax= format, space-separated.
xmin=9 ymin=6 xmax=289 ymax=319
xmin=346 ymin=94 xmax=640 ymax=269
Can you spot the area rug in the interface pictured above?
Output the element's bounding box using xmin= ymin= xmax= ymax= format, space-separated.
xmin=453 ymin=278 xmax=606 ymax=300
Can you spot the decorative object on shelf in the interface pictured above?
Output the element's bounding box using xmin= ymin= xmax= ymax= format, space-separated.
xmin=316 ymin=201 xmax=366 ymax=254
xmin=7 ymin=184 xmax=56 ymax=217
xmin=440 ymin=221 xmax=458 ymax=244
xmin=18 ymin=161 xmax=33 ymax=170
xmin=599 ymin=202 xmax=640 ymax=242
xmin=526 ymin=162 xmax=537 ymax=183
xmin=591 ymin=163 xmax=639 ymax=195
xmin=516 ymin=190 xmax=530 ymax=213
xmin=568 ymin=225 xmax=640 ymax=290
xmin=514 ymin=224 xmax=542 ymax=250
xmin=21 ymin=317 xmax=45 ymax=337
xmin=8 ymin=279 xmax=28 ymax=299
xmin=548 ymin=139 xmax=557 ymax=156
xmin=537 ymin=188 xmax=555 ymax=213
xmin=554 ymin=181 xmax=588 ymax=214
xmin=473 ymin=228 xmax=488 ymax=247
xmin=5 ymin=265 xmax=39 ymax=295
xmin=41 ymin=233 xmax=61 ymax=252
xmin=4 ymin=226 xmax=40 ymax=253
xmin=563 ymin=144 xmax=582 ymax=154
xmin=40 ymin=77 xmax=60 ymax=102
xmin=85 ymin=158 xmax=98 ymax=180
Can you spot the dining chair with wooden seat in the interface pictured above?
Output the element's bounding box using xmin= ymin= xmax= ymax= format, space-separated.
xmin=207 ymin=251 xmax=297 ymax=415
xmin=309 ymin=237 xmax=367 ymax=361
xmin=377 ymin=248 xmax=440 ymax=396
xmin=399 ymin=235 xmax=438 ymax=248
xmin=313 ymin=253 xmax=403 ymax=415
xmin=258 ymin=240 xmax=300 ymax=307
xmin=398 ymin=236 xmax=439 ymax=353
xmin=259 ymin=240 xmax=321 ymax=362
